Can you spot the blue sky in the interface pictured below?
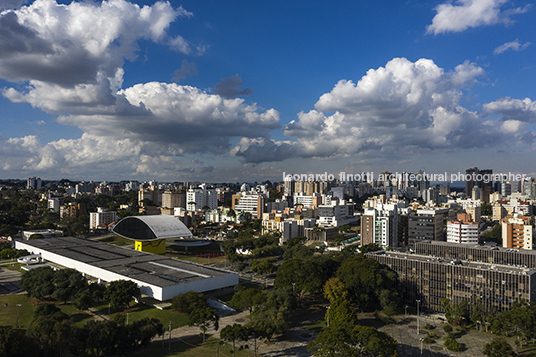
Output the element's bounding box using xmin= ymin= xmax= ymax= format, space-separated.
xmin=0 ymin=0 xmax=534 ymax=182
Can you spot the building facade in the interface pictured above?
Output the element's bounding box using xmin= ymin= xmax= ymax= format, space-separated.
xmin=367 ymin=250 xmax=536 ymax=313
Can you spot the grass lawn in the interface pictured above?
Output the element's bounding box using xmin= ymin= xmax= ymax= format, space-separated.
xmin=305 ymin=320 xmax=326 ymax=333
xmin=2 ymin=262 xmax=26 ymax=273
xmin=137 ymin=335 xmax=255 ymax=357
xmin=0 ymin=294 xmax=36 ymax=329
xmin=96 ymin=235 xmax=133 ymax=246
xmin=95 ymin=302 xmax=189 ymax=328
xmin=520 ymin=341 xmax=536 ymax=356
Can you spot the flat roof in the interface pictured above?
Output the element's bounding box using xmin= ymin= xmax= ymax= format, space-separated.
xmin=368 ymin=250 xmax=536 ymax=276
xmin=416 ymin=240 xmax=536 ymax=255
xmin=18 ymin=237 xmax=232 ymax=288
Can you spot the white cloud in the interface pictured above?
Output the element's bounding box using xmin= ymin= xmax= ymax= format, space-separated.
xmin=484 ymin=97 xmax=536 ymax=122
xmin=426 ymin=0 xmax=530 ymax=35
xmin=0 ymin=0 xmax=189 ymax=86
xmin=493 ymin=39 xmax=531 ymax=54
xmin=234 ymin=58 xmax=513 ymax=163
xmin=0 ymin=0 xmax=281 ymax=167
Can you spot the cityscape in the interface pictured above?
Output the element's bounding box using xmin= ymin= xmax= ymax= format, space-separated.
xmin=1 ymin=0 xmax=536 ymax=356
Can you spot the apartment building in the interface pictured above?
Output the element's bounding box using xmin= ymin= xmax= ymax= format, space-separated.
xmin=446 ymin=213 xmax=479 ymax=245
xmin=501 ymin=215 xmax=534 ymax=250
xmin=89 ymin=207 xmax=118 ymax=230
xmin=186 ymin=184 xmax=218 ymax=212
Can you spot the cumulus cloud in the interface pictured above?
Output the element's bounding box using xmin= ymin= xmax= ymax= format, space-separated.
xmin=0 ymin=0 xmax=190 ymax=87
xmin=0 ymin=0 xmax=27 ymax=10
xmin=49 ymin=82 xmax=281 ymax=154
xmin=0 ymin=0 xmax=283 ymax=178
xmin=214 ymin=74 xmax=254 ymax=98
xmin=230 ymin=138 xmax=299 ymax=164
xmin=427 ymin=0 xmax=530 ymax=35
xmin=172 ymin=59 xmax=199 ymax=81
xmin=484 ymin=97 xmax=536 ymax=122
xmin=234 ymin=57 xmax=513 ymax=163
xmin=494 ymin=39 xmax=531 ymax=54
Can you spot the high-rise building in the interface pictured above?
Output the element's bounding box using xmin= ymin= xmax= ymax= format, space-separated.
xmin=446 ymin=213 xmax=479 ymax=244
xmin=161 ymin=190 xmax=186 ymax=209
xmin=408 ymin=209 xmax=447 ymax=250
xmin=465 ymin=167 xmax=493 ymax=203
xmin=186 ymin=184 xmax=217 ymax=211
xmin=90 ymin=208 xmax=118 ymax=230
xmin=501 ymin=215 xmax=534 ymax=250
xmin=27 ymin=177 xmax=41 ymax=190
xmin=232 ymin=193 xmax=265 ymax=218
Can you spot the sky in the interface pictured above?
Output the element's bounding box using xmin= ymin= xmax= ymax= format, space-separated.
xmin=0 ymin=0 xmax=535 ymax=183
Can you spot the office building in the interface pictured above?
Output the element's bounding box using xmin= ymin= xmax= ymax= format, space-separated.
xmin=367 ymin=250 xmax=536 ymax=313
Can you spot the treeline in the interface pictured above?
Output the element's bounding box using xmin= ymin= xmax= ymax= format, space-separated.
xmin=21 ymin=266 xmax=140 ymax=311
xmin=0 ymin=307 xmax=162 ymax=357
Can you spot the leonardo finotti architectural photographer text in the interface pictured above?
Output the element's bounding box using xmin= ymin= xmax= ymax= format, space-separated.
xmin=283 ymin=171 xmax=528 ymax=183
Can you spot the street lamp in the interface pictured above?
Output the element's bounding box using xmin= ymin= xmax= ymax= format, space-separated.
xmin=15 ymin=304 xmax=22 ymax=328
xmin=168 ymin=321 xmax=172 ymax=351
xmin=416 ymin=300 xmax=421 ymax=335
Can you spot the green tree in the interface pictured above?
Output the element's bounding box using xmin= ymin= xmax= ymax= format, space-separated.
xmin=104 ymin=280 xmax=140 ymax=310
xmin=220 ymin=324 xmax=248 ymax=357
xmin=27 ymin=315 xmax=77 ymax=357
xmin=337 ymin=255 xmax=398 ymax=311
xmin=33 ymin=303 xmax=67 ymax=320
xmin=128 ymin=317 xmax=164 ymax=347
xmin=0 ymin=327 xmax=36 ymax=357
xmin=323 ymin=277 xmax=348 ymax=304
xmin=171 ymin=290 xmax=207 ymax=314
xmin=229 ymin=287 xmax=266 ymax=314
xmin=52 ymin=268 xmax=88 ymax=303
xmin=188 ymin=307 xmax=219 ymax=342
xmin=483 ymin=339 xmax=517 ymax=357
xmin=73 ymin=291 xmax=93 ymax=313
xmin=444 ymin=336 xmax=463 ymax=352
xmin=83 ymin=320 xmax=120 ymax=357
xmin=20 ymin=266 xmax=55 ymax=299
xmin=247 ymin=308 xmax=287 ymax=341
xmin=308 ymin=325 xmax=398 ymax=357
xmin=250 ymin=258 xmax=276 ymax=286
xmin=359 ymin=243 xmax=383 ymax=254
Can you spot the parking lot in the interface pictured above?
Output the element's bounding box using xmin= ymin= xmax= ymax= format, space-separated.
xmin=0 ymin=266 xmax=22 ymax=295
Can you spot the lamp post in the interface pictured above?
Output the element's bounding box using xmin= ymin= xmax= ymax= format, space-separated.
xmin=416 ymin=300 xmax=421 ymax=335
xmin=168 ymin=321 xmax=172 ymax=351
xmin=15 ymin=304 xmax=22 ymax=328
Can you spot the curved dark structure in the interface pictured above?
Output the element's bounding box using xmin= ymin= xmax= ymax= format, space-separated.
xmin=112 ymin=215 xmax=192 ymax=241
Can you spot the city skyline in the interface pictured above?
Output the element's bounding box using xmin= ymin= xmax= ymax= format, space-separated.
xmin=0 ymin=0 xmax=535 ymax=182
